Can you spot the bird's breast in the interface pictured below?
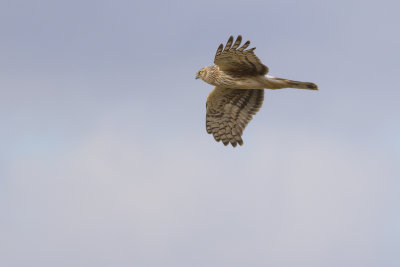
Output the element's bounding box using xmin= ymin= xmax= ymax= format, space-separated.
xmin=216 ymin=72 xmax=267 ymax=89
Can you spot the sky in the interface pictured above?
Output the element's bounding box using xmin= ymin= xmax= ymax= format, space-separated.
xmin=1 ymin=0 xmax=399 ymax=266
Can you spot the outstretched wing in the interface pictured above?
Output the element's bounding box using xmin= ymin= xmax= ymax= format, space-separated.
xmin=214 ymin=35 xmax=269 ymax=76
xmin=206 ymin=87 xmax=264 ymax=147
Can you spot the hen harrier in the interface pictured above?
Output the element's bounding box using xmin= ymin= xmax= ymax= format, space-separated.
xmin=196 ymin=35 xmax=318 ymax=147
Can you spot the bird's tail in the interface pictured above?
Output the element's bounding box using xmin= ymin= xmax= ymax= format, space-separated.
xmin=266 ymin=76 xmax=318 ymax=90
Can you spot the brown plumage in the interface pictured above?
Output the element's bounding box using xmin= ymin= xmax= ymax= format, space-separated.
xmin=196 ymin=35 xmax=318 ymax=147
xmin=206 ymin=88 xmax=264 ymax=147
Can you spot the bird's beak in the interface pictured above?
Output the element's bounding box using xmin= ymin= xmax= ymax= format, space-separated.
xmin=195 ymin=74 xmax=200 ymax=79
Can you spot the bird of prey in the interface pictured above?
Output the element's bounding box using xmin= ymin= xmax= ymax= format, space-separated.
xmin=196 ymin=35 xmax=318 ymax=147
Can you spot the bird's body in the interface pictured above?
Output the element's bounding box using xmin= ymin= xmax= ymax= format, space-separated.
xmin=200 ymin=65 xmax=267 ymax=89
xmin=196 ymin=35 xmax=318 ymax=147
xmin=200 ymin=65 xmax=317 ymax=90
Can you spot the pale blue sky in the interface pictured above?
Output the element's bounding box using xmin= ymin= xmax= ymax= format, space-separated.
xmin=1 ymin=0 xmax=399 ymax=266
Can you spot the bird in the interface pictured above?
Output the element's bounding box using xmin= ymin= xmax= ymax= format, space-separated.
xmin=196 ymin=35 xmax=318 ymax=147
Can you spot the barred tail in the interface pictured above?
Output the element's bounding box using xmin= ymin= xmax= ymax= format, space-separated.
xmin=266 ymin=76 xmax=318 ymax=90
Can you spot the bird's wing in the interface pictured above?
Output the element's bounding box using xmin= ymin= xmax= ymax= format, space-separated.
xmin=206 ymin=87 xmax=264 ymax=147
xmin=214 ymin=35 xmax=269 ymax=76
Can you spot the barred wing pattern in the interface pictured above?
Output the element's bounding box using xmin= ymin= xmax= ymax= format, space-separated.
xmin=206 ymin=87 xmax=264 ymax=147
xmin=214 ymin=35 xmax=269 ymax=76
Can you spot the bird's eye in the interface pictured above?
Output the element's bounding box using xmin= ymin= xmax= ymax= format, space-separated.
xmin=199 ymin=70 xmax=204 ymax=75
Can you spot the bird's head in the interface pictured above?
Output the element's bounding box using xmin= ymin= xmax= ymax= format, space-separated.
xmin=195 ymin=68 xmax=206 ymax=80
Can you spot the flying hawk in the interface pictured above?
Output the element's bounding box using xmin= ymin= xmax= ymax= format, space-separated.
xmin=196 ymin=35 xmax=318 ymax=147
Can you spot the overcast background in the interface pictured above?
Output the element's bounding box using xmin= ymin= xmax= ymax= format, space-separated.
xmin=1 ymin=0 xmax=399 ymax=266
